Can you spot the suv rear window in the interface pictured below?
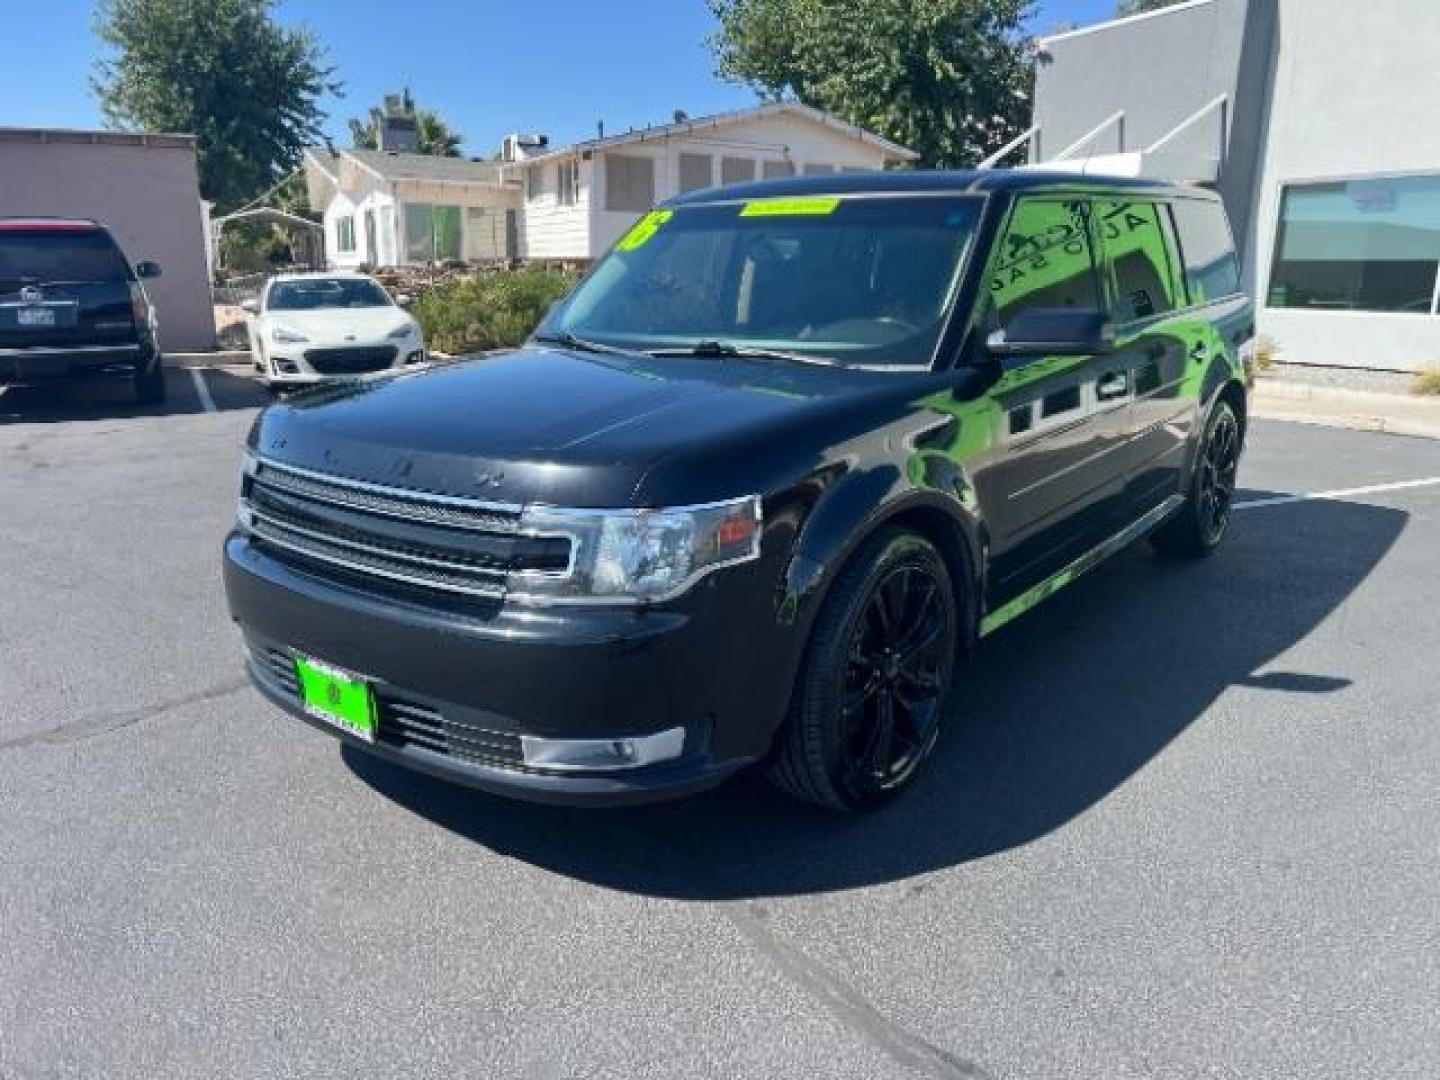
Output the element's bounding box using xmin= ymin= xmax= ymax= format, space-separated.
xmin=0 ymin=229 xmax=132 ymax=287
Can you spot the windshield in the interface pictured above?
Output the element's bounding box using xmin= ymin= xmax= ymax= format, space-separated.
xmin=267 ymin=277 xmax=392 ymax=311
xmin=0 ymin=229 xmax=131 ymax=286
xmin=541 ymin=195 xmax=984 ymax=367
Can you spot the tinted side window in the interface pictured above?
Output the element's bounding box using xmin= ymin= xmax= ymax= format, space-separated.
xmin=989 ymin=199 xmax=1101 ymax=330
xmin=1173 ymin=198 xmax=1241 ymax=303
xmin=1097 ymin=201 xmax=1183 ymax=322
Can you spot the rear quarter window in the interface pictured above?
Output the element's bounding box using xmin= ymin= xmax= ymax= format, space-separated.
xmin=1172 ymin=199 xmax=1241 ymax=304
xmin=0 ymin=229 xmax=132 ymax=285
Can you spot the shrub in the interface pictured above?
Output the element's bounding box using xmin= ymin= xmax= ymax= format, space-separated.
xmin=1414 ymin=365 xmax=1440 ymax=396
xmin=412 ymin=267 xmax=579 ymax=355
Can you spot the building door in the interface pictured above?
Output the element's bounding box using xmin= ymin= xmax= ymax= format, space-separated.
xmin=364 ymin=210 xmax=378 ymax=267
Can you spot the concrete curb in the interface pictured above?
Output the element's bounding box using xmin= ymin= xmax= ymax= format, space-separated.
xmin=1252 ymin=379 xmax=1440 ymax=440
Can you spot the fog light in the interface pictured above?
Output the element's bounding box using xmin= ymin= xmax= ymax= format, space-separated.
xmin=520 ymin=727 xmax=686 ymax=772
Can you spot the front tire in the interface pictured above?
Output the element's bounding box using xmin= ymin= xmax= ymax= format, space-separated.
xmin=1151 ymin=398 xmax=1241 ymax=558
xmin=767 ymin=529 xmax=959 ymax=811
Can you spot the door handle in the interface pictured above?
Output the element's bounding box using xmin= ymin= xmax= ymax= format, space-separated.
xmin=1097 ymin=371 xmax=1129 ymax=401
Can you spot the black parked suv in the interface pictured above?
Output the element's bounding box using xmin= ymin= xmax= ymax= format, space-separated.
xmin=0 ymin=218 xmax=165 ymax=404
xmin=224 ymin=172 xmax=1252 ymax=810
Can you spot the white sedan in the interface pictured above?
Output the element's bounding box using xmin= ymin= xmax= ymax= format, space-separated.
xmin=241 ymin=272 xmax=426 ymax=388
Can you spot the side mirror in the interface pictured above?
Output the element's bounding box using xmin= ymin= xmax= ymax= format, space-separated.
xmin=986 ymin=308 xmax=1114 ymax=358
xmin=394 ymin=293 xmax=413 ymax=308
xmin=239 ymin=298 xmax=260 ymax=316
xmin=135 ymin=260 xmax=162 ymax=280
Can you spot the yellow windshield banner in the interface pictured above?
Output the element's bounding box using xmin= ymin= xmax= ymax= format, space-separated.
xmin=616 ymin=209 xmax=674 ymax=252
xmin=739 ymin=197 xmax=841 ymax=218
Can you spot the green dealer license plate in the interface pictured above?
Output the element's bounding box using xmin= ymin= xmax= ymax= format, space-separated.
xmin=294 ymin=655 xmax=376 ymax=743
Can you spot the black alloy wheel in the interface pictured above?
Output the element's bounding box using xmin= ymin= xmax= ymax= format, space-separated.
xmin=1152 ymin=398 xmax=1243 ymax=558
xmin=768 ymin=529 xmax=959 ymax=811
xmin=1197 ymin=405 xmax=1241 ymax=546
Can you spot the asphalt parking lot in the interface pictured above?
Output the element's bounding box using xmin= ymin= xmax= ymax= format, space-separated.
xmin=2 ymin=369 xmax=1438 ymax=1079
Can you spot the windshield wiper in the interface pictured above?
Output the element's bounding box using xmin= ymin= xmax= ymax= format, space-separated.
xmin=647 ymin=340 xmax=831 ymax=366
xmin=532 ymin=331 xmax=636 ymax=357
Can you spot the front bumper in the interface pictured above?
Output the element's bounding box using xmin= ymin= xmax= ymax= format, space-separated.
xmin=264 ymin=345 xmax=425 ymax=385
xmin=224 ymin=533 xmax=786 ymax=806
xmin=0 ymin=342 xmax=156 ymax=383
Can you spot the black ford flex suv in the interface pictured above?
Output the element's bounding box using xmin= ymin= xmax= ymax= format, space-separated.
xmin=0 ymin=218 xmax=165 ymax=404
xmin=224 ymin=172 xmax=1252 ymax=811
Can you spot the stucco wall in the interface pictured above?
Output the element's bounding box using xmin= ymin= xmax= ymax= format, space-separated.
xmin=1034 ymin=0 xmax=1247 ymax=165
xmin=1250 ymin=0 xmax=1440 ymax=370
xmin=0 ymin=131 xmax=215 ymax=351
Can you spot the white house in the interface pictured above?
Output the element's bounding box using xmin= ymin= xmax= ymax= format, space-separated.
xmin=302 ymin=147 xmax=521 ymax=269
xmin=512 ymin=103 xmax=919 ymax=261
xmin=304 ymin=103 xmax=917 ymax=269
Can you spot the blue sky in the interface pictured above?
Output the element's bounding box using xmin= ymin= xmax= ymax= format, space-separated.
xmin=10 ymin=0 xmax=1118 ymax=156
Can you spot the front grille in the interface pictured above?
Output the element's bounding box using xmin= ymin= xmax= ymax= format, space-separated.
xmin=304 ymin=345 xmax=397 ymax=374
xmin=252 ymin=645 xmax=526 ymax=770
xmin=242 ymin=458 xmax=570 ymax=602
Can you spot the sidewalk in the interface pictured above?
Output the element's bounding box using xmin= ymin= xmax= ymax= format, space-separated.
xmin=1252 ymin=378 xmax=1440 ymax=440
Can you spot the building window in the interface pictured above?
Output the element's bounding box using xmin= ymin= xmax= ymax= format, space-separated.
xmin=557 ymin=159 xmax=579 ymax=206
xmin=721 ymin=157 xmax=757 ymax=186
xmin=526 ymin=166 xmax=543 ymax=202
xmin=1269 ymin=175 xmax=1440 ymax=314
xmin=335 ymin=215 xmax=356 ymax=254
xmin=761 ymin=160 xmax=795 ymax=180
xmin=802 ymin=163 xmax=836 ymax=176
xmin=679 ymin=153 xmax=713 ymax=193
xmin=403 ymin=203 xmax=462 ymax=263
xmin=604 ymin=154 xmax=656 ymax=212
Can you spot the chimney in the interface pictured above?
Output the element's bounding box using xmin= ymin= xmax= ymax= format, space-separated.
xmin=375 ymin=94 xmax=419 ymax=154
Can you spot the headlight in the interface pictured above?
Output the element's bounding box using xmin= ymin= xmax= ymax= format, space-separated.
xmin=271 ymin=325 xmax=308 ymax=344
xmin=387 ymin=321 xmax=420 ymax=340
xmin=510 ymin=495 xmax=763 ymax=604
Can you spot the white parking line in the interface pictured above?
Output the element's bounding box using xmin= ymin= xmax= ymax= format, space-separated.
xmin=189 ymin=367 xmax=217 ymax=414
xmin=1235 ymin=477 xmax=1440 ymax=510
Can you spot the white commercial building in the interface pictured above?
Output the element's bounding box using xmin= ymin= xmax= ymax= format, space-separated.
xmin=1027 ymin=0 xmax=1440 ymax=373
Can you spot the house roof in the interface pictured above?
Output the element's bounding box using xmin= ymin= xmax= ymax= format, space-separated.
xmin=0 ymin=126 xmax=195 ymax=149
xmin=519 ymin=102 xmax=919 ymax=165
xmin=333 ymin=148 xmax=510 ymax=186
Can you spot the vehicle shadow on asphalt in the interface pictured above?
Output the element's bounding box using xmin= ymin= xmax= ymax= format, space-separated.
xmin=0 ymin=366 xmax=265 ymax=423
xmin=346 ymin=489 xmax=1407 ymax=899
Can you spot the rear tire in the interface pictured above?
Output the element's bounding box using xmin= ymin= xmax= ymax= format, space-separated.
xmin=766 ymin=528 xmax=959 ymax=811
xmin=1151 ymin=398 xmax=1241 ymax=558
xmin=133 ymin=358 xmax=166 ymax=405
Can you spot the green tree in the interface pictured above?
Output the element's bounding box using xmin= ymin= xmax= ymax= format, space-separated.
xmin=708 ymin=0 xmax=1035 ymax=169
xmin=1117 ymin=0 xmax=1184 ymax=14
xmin=93 ymin=0 xmax=337 ymax=212
xmin=349 ymin=90 xmax=465 ymax=157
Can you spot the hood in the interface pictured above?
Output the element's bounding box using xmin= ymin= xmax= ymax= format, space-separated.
xmin=264 ymin=306 xmax=413 ymax=343
xmin=251 ymin=344 xmax=894 ymax=506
